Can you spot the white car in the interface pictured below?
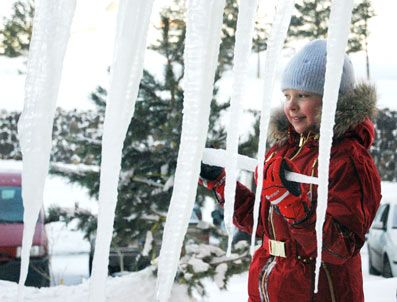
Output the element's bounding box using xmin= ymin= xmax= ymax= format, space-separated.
xmin=367 ymin=199 xmax=397 ymax=277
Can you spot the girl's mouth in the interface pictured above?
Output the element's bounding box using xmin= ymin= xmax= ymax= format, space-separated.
xmin=291 ymin=116 xmax=305 ymax=122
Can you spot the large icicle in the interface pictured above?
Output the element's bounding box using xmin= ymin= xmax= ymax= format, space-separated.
xmin=250 ymin=0 xmax=295 ymax=255
xmin=314 ymin=0 xmax=354 ymax=293
xmin=16 ymin=0 xmax=76 ymax=301
xmin=155 ymin=1 xmax=226 ymax=301
xmin=88 ymin=1 xmax=154 ymax=302
xmin=224 ymin=0 xmax=258 ymax=257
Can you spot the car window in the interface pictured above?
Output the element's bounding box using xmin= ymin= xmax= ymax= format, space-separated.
xmin=393 ymin=205 xmax=397 ymax=229
xmin=0 ymin=186 xmax=24 ymax=223
xmin=373 ymin=204 xmax=388 ymax=224
xmin=380 ymin=204 xmax=390 ymax=226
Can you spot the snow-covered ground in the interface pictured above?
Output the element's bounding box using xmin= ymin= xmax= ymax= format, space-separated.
xmin=0 ymin=267 xmax=195 ymax=302
xmin=47 ymin=221 xmax=90 ymax=286
xmin=0 ymin=159 xmax=396 ymax=301
xmin=0 ymin=248 xmax=396 ymax=302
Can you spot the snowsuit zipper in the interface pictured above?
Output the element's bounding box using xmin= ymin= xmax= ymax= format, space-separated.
xmin=259 ymin=256 xmax=276 ymax=302
xmin=259 ymin=202 xmax=277 ymax=301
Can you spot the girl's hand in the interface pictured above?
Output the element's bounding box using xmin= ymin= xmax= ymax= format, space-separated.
xmin=262 ymin=157 xmax=309 ymax=221
xmin=198 ymin=163 xmax=225 ymax=190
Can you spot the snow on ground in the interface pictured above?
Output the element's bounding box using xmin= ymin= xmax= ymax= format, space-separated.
xmin=0 ymin=262 xmax=395 ymax=301
xmin=364 ymin=278 xmax=397 ymax=302
xmin=361 ymin=245 xmax=397 ymax=301
xmin=47 ymin=221 xmax=90 ymax=286
xmin=380 ymin=181 xmax=397 ymax=201
xmin=0 ymin=267 xmax=195 ymax=302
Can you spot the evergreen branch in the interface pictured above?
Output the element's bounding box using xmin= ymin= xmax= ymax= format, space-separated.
xmin=210 ymin=251 xmax=249 ymax=265
xmin=51 ymin=162 xmax=100 ymax=175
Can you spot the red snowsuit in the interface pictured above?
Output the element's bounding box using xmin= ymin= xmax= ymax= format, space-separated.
xmin=213 ymin=84 xmax=381 ymax=301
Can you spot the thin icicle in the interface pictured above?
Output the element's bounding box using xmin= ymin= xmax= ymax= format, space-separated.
xmin=314 ymin=0 xmax=354 ymax=293
xmin=203 ymin=148 xmax=318 ymax=183
xmin=203 ymin=148 xmax=257 ymax=173
xmin=88 ymin=1 xmax=154 ymax=302
xmin=250 ymin=0 xmax=295 ymax=255
xmin=16 ymin=0 xmax=76 ymax=301
xmin=224 ymin=0 xmax=258 ymax=257
xmin=155 ymin=1 xmax=225 ymax=301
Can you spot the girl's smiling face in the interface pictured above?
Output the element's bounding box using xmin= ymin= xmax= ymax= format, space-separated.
xmin=283 ymin=89 xmax=322 ymax=134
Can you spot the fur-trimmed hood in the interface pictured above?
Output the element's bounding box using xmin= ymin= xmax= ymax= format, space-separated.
xmin=268 ymin=82 xmax=378 ymax=147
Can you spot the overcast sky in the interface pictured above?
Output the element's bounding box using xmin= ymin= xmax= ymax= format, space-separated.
xmin=0 ymin=0 xmax=396 ymax=112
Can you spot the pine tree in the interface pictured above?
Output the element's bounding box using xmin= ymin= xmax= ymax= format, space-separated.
xmin=350 ymin=0 xmax=374 ymax=79
xmin=287 ymin=0 xmax=375 ymax=57
xmin=372 ymin=108 xmax=397 ymax=181
xmin=0 ymin=0 xmax=34 ymax=57
xmin=0 ymin=110 xmax=21 ymax=159
xmin=218 ymin=0 xmax=269 ymax=78
xmin=49 ymin=0 xmax=266 ymax=294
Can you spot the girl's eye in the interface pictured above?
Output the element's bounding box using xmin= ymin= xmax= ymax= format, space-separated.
xmin=298 ymin=94 xmax=306 ymax=98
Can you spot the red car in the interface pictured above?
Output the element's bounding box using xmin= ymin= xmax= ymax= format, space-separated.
xmin=0 ymin=171 xmax=50 ymax=287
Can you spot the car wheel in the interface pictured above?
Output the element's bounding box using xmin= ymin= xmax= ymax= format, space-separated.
xmin=368 ymin=246 xmax=381 ymax=275
xmin=382 ymin=255 xmax=393 ymax=278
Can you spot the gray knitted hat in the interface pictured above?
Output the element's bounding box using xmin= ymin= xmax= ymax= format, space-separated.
xmin=280 ymin=39 xmax=355 ymax=95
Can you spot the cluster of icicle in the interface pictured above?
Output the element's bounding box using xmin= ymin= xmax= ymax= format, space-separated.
xmin=18 ymin=0 xmax=354 ymax=301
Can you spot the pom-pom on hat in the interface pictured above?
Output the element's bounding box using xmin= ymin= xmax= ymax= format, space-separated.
xmin=280 ymin=39 xmax=355 ymax=96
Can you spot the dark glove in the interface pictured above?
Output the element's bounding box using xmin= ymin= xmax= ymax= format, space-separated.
xmin=200 ymin=162 xmax=223 ymax=180
xmin=262 ymin=157 xmax=309 ymax=221
xmin=199 ymin=163 xmax=225 ymax=190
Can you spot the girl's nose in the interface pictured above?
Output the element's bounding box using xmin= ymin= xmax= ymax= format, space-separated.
xmin=286 ymin=96 xmax=299 ymax=111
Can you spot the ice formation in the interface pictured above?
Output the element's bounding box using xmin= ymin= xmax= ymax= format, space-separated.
xmin=155 ymin=0 xmax=226 ymax=301
xmin=250 ymin=0 xmax=295 ymax=255
xmin=17 ymin=0 xmax=356 ymax=300
xmin=88 ymin=1 xmax=154 ymax=302
xmin=224 ymin=0 xmax=258 ymax=257
xmin=16 ymin=0 xmax=76 ymax=301
xmin=203 ymin=148 xmax=257 ymax=172
xmin=314 ymin=0 xmax=354 ymax=292
xmin=142 ymin=231 xmax=154 ymax=257
xmin=203 ymin=148 xmax=319 ymax=185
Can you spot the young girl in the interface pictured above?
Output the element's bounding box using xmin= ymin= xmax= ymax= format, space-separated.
xmin=200 ymin=39 xmax=382 ymax=302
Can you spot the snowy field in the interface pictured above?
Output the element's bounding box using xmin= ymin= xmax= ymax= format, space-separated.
xmin=0 ymin=160 xmax=396 ymax=301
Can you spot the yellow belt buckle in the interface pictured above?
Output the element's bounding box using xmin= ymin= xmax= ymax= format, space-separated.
xmin=269 ymin=239 xmax=286 ymax=258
